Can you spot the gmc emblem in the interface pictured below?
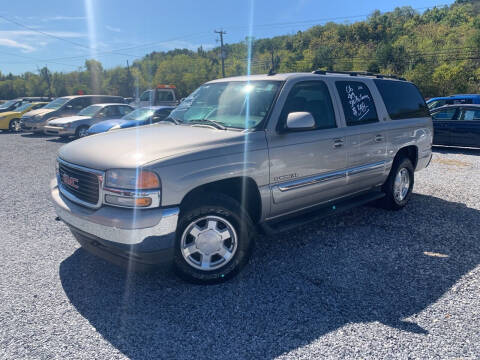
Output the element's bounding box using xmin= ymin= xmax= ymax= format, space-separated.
xmin=62 ymin=173 xmax=79 ymax=189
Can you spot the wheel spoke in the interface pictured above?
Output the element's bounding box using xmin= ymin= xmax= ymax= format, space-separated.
xmin=207 ymin=220 xmax=217 ymax=230
xmin=189 ymin=225 xmax=202 ymax=239
xmin=217 ymin=246 xmax=233 ymax=261
xmin=183 ymin=244 xmax=197 ymax=257
xmin=201 ymin=253 xmax=212 ymax=269
xmin=218 ymin=229 xmax=231 ymax=241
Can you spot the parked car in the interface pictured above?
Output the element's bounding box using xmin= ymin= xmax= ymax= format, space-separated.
xmin=51 ymin=71 xmax=432 ymax=283
xmin=87 ymin=106 xmax=174 ymax=135
xmin=430 ymin=104 xmax=480 ymax=147
xmin=0 ymin=102 xmax=47 ymax=132
xmin=427 ymin=94 xmax=480 ymax=110
xmin=44 ymin=103 xmax=134 ymax=138
xmin=21 ymin=95 xmax=125 ymax=133
xmin=131 ymin=85 xmax=179 ymax=108
xmin=0 ymin=97 xmax=52 ymax=113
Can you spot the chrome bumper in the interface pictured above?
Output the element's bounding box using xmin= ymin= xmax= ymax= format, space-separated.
xmin=51 ymin=180 xmax=179 ymax=246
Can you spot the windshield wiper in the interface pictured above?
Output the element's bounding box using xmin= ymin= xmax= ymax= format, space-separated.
xmin=188 ymin=119 xmax=226 ymax=130
xmin=161 ymin=116 xmax=182 ymax=125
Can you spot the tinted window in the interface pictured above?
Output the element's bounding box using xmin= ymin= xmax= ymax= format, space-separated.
xmin=281 ymin=81 xmax=336 ymax=130
xmin=118 ymin=106 xmax=132 ymax=116
xmin=69 ymin=97 xmax=89 ymax=111
xmin=157 ymin=90 xmax=174 ymax=102
xmin=374 ymin=80 xmax=429 ymax=120
xmin=336 ymin=81 xmax=378 ymax=126
xmin=140 ymin=90 xmax=152 ymax=102
xmin=459 ymin=109 xmax=480 ymax=120
xmin=153 ymin=108 xmax=173 ymax=122
xmin=432 ymin=109 xmax=457 ymax=120
xmin=104 ymin=106 xmax=119 ymax=117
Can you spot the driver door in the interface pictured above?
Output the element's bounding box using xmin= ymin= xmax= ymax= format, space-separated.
xmin=266 ymin=80 xmax=348 ymax=218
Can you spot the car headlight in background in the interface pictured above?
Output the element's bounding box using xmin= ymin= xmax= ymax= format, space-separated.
xmin=104 ymin=169 xmax=160 ymax=208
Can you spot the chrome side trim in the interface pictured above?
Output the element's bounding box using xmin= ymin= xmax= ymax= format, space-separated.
xmin=277 ymin=170 xmax=346 ymax=192
xmin=57 ymin=158 xmax=104 ymax=210
xmin=347 ymin=161 xmax=385 ymax=176
xmin=276 ymin=160 xmax=386 ymax=192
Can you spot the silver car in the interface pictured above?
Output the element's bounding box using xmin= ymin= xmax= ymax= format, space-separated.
xmin=44 ymin=103 xmax=133 ymax=138
xmin=51 ymin=71 xmax=433 ymax=283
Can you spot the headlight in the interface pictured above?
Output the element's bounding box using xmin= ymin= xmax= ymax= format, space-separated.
xmin=105 ymin=169 xmax=160 ymax=190
xmin=104 ymin=169 xmax=161 ymax=208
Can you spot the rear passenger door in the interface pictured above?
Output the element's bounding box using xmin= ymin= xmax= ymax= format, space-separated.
xmin=267 ymin=80 xmax=348 ymax=218
xmin=334 ymin=80 xmax=388 ymax=193
xmin=431 ymin=108 xmax=458 ymax=145
xmin=454 ymin=108 xmax=480 ymax=147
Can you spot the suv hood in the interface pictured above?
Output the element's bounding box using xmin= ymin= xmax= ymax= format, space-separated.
xmin=49 ymin=116 xmax=90 ymax=125
xmin=58 ymin=124 xmax=257 ymax=170
xmin=23 ymin=108 xmax=55 ymax=118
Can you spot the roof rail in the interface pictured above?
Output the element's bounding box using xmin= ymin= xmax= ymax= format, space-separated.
xmin=312 ymin=70 xmax=406 ymax=81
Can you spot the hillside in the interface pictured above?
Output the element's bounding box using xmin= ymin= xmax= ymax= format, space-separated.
xmin=1 ymin=0 xmax=480 ymax=99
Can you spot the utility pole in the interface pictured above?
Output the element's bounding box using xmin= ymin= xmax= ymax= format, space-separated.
xmin=126 ymin=60 xmax=133 ymax=97
xmin=214 ymin=29 xmax=227 ymax=77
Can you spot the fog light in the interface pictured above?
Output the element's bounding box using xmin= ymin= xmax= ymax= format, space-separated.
xmin=105 ymin=194 xmax=152 ymax=207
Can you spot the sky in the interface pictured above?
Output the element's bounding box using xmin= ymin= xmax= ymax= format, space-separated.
xmin=0 ymin=0 xmax=455 ymax=75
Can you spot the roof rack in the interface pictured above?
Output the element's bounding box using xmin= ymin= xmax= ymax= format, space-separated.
xmin=312 ymin=70 xmax=406 ymax=81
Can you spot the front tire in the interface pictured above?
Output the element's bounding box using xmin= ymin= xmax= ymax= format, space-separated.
xmin=9 ymin=118 xmax=21 ymax=132
xmin=75 ymin=126 xmax=89 ymax=139
xmin=380 ymin=157 xmax=414 ymax=210
xmin=174 ymin=194 xmax=255 ymax=284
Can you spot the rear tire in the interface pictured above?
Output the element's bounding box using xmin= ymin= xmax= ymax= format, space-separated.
xmin=173 ymin=194 xmax=255 ymax=284
xmin=9 ymin=118 xmax=21 ymax=132
xmin=379 ymin=157 xmax=414 ymax=210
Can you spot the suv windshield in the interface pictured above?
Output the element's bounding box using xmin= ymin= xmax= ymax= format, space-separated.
xmin=44 ymin=97 xmax=69 ymax=110
xmin=122 ymin=107 xmax=155 ymax=121
xmin=78 ymin=105 xmax=102 ymax=117
xmin=169 ymin=81 xmax=281 ymax=129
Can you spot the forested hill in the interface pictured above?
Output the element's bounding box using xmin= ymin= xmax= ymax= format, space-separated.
xmin=1 ymin=0 xmax=480 ymax=100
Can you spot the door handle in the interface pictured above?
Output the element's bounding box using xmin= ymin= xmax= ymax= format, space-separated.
xmin=374 ymin=135 xmax=384 ymax=142
xmin=333 ymin=138 xmax=344 ymax=148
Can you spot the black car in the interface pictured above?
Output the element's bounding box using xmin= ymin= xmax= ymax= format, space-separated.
xmin=431 ymin=104 xmax=480 ymax=148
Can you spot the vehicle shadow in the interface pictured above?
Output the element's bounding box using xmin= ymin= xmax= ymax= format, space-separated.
xmin=20 ymin=133 xmax=50 ymax=138
xmin=433 ymin=145 xmax=480 ymax=156
xmin=59 ymin=194 xmax=480 ymax=359
xmin=45 ymin=137 xmax=72 ymax=143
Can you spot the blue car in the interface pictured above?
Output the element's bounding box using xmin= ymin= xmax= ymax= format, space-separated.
xmin=87 ymin=106 xmax=174 ymax=135
xmin=427 ymin=94 xmax=480 ymax=110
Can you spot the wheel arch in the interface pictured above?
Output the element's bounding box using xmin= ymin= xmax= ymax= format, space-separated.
xmin=394 ymin=145 xmax=418 ymax=169
xmin=179 ymin=176 xmax=262 ymax=224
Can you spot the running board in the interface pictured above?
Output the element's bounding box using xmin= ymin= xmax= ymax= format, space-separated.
xmin=259 ymin=191 xmax=385 ymax=235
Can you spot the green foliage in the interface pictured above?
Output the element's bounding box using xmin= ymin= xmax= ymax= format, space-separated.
xmin=1 ymin=2 xmax=479 ymax=100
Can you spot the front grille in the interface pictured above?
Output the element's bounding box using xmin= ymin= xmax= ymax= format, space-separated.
xmin=59 ymin=162 xmax=100 ymax=205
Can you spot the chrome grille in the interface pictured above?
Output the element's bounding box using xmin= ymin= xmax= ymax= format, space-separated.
xmin=58 ymin=162 xmax=100 ymax=206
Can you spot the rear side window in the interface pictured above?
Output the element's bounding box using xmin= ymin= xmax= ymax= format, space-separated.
xmin=335 ymin=81 xmax=378 ymax=126
xmin=281 ymin=81 xmax=337 ymax=130
xmin=432 ymin=109 xmax=457 ymax=120
xmin=459 ymin=109 xmax=480 ymax=120
xmin=374 ymin=80 xmax=429 ymax=120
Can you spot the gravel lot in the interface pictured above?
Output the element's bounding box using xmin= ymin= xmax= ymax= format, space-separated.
xmin=0 ymin=132 xmax=479 ymax=360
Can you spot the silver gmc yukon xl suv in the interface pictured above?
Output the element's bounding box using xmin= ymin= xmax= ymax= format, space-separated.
xmin=51 ymin=71 xmax=433 ymax=283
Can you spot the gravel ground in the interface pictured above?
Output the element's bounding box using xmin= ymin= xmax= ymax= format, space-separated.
xmin=0 ymin=132 xmax=479 ymax=360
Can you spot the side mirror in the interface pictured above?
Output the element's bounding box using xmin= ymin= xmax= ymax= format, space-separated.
xmin=152 ymin=116 xmax=161 ymax=123
xmin=285 ymin=112 xmax=315 ymax=131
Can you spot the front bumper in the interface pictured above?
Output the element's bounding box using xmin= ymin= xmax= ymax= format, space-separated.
xmin=44 ymin=125 xmax=74 ymax=136
xmin=21 ymin=120 xmax=45 ymax=132
xmin=51 ymin=181 xmax=180 ymax=268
